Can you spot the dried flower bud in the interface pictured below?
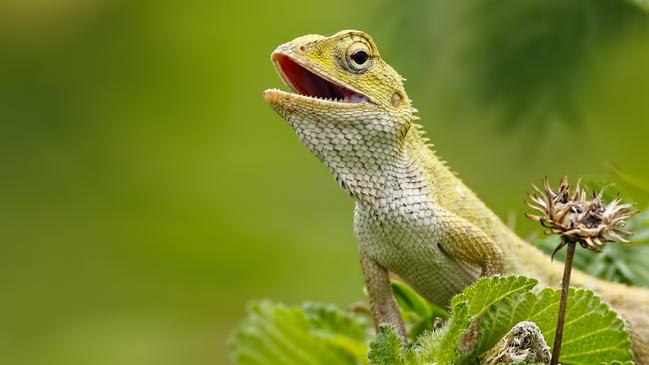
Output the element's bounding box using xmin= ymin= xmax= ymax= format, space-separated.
xmin=526 ymin=177 xmax=636 ymax=257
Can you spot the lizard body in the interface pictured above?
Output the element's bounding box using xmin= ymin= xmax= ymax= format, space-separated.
xmin=263 ymin=30 xmax=649 ymax=363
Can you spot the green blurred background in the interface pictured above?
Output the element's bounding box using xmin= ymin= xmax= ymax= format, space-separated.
xmin=1 ymin=0 xmax=648 ymax=364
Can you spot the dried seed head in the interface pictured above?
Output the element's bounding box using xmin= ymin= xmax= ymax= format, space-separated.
xmin=526 ymin=177 xmax=637 ymax=256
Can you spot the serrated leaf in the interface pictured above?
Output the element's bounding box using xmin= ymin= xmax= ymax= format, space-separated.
xmin=367 ymin=325 xmax=423 ymax=365
xmin=451 ymin=275 xmax=538 ymax=317
xmin=229 ymin=300 xmax=371 ymax=365
xmin=233 ymin=277 xmax=633 ymax=365
xmin=479 ymin=288 xmax=633 ymax=364
xmin=412 ymin=276 xmax=632 ymax=364
xmin=433 ymin=302 xmax=472 ymax=365
xmin=373 ymin=276 xmax=549 ymax=364
xmin=367 ymin=302 xmax=472 ymax=365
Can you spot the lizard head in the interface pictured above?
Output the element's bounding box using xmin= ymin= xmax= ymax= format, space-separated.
xmin=264 ymin=30 xmax=415 ymax=195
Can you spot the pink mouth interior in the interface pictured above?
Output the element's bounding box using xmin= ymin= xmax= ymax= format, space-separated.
xmin=274 ymin=55 xmax=368 ymax=103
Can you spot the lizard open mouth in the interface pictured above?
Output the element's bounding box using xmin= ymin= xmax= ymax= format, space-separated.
xmin=273 ymin=54 xmax=370 ymax=104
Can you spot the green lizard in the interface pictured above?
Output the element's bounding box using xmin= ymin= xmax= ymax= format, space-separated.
xmin=263 ymin=30 xmax=649 ymax=363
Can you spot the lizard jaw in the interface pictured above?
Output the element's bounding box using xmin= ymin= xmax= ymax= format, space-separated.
xmin=266 ymin=53 xmax=372 ymax=105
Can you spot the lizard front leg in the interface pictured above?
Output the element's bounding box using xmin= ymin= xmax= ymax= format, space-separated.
xmin=435 ymin=206 xmax=506 ymax=277
xmin=360 ymin=251 xmax=407 ymax=340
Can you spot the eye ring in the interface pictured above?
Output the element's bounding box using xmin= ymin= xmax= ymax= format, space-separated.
xmin=344 ymin=42 xmax=372 ymax=73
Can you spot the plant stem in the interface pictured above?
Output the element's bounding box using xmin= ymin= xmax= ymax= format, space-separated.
xmin=550 ymin=240 xmax=576 ymax=365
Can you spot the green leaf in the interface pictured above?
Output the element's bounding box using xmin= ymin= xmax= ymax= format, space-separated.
xmin=392 ymin=280 xmax=449 ymax=341
xmin=367 ymin=303 xmax=471 ymax=365
xmin=443 ymin=276 xmax=539 ymax=364
xmin=367 ymin=325 xmax=422 ymax=365
xmin=229 ymin=300 xmax=371 ymax=365
xmin=429 ymin=301 xmax=472 ymax=364
xmin=478 ymin=289 xmax=633 ymax=364
xmin=450 ymin=275 xmax=538 ymax=317
xmin=393 ymin=275 xmax=633 ymax=364
xmin=392 ymin=281 xmax=434 ymax=319
xmin=389 ymin=276 xmax=540 ymax=365
xmin=233 ymin=277 xmax=633 ymax=365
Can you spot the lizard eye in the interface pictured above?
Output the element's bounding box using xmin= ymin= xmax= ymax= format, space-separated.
xmin=344 ymin=42 xmax=372 ymax=73
xmin=350 ymin=51 xmax=368 ymax=65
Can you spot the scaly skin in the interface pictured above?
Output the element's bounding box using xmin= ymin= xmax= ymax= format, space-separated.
xmin=263 ymin=30 xmax=649 ymax=363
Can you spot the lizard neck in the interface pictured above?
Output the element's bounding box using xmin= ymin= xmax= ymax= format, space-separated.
xmin=332 ymin=126 xmax=434 ymax=209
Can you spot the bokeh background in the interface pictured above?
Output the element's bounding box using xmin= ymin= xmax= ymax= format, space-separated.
xmin=1 ymin=0 xmax=648 ymax=364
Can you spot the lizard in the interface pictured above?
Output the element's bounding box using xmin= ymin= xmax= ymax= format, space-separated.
xmin=263 ymin=30 xmax=649 ymax=363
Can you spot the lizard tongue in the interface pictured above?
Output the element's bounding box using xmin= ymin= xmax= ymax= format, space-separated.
xmin=346 ymin=90 xmax=368 ymax=103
